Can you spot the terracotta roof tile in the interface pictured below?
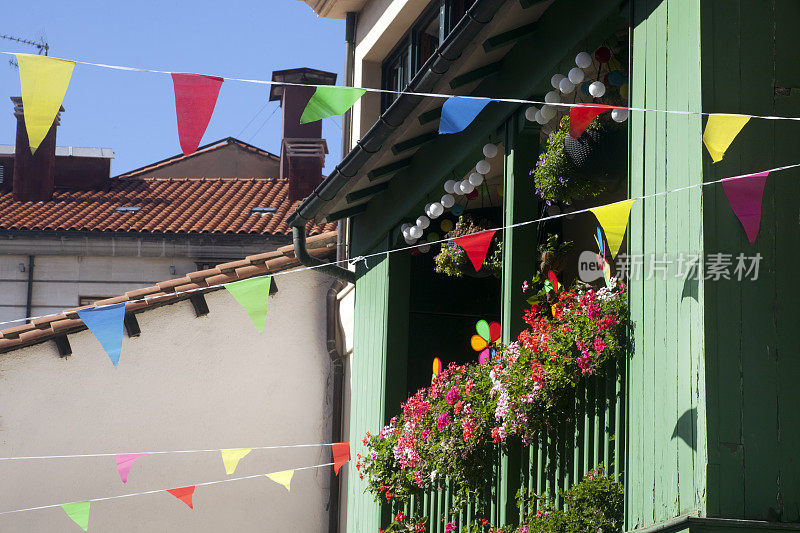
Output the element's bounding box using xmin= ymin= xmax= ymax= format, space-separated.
xmin=0 ymin=177 xmax=336 ymax=236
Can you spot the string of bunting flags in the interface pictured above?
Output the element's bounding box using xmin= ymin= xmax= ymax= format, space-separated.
xmin=0 ymin=160 xmax=795 ymax=362
xmin=0 ymin=443 xmax=349 ymax=530
xmin=5 ymin=51 xmax=796 ymax=161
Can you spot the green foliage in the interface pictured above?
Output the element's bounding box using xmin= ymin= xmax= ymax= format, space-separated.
xmin=530 ymin=116 xmax=604 ymax=204
xmin=433 ymin=215 xmax=502 ymax=278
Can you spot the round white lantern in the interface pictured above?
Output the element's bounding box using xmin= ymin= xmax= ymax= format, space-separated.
xmin=404 ymin=235 xmax=417 ymax=245
xmin=476 ymin=159 xmax=491 ymax=175
xmin=524 ymin=106 xmax=538 ymax=122
xmin=461 ymin=181 xmax=475 ymax=194
xmin=408 ymin=226 xmax=422 ymax=239
xmin=416 ymin=215 xmax=430 ymax=229
xmin=469 ymin=172 xmax=484 ymax=186
xmin=482 ymin=143 xmax=498 ymax=158
xmin=429 ymin=202 xmax=444 ymax=218
xmin=418 ymin=244 xmax=431 ymax=253
xmin=545 ymin=90 xmax=560 ymax=104
xmin=540 ymin=105 xmax=557 ymax=121
xmin=440 ymin=194 xmax=455 ymax=208
xmin=568 ymin=67 xmax=585 ymax=84
xmin=443 ymin=180 xmax=456 ymax=194
xmin=575 ymin=51 xmax=592 ymax=69
xmin=611 ymin=108 xmax=629 ymax=122
xmin=559 ymin=78 xmax=575 ymax=94
xmin=534 ymin=110 xmax=547 ymax=125
xmin=550 ymin=74 xmax=565 ymax=89
xmin=589 ymin=81 xmax=606 ymax=98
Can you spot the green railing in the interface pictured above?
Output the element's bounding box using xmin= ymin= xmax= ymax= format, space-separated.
xmin=391 ymin=358 xmax=625 ymax=531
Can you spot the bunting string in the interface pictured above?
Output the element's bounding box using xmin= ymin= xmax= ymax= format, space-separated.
xmin=0 ymin=161 xmax=798 ymax=330
xmin=0 ymin=442 xmax=340 ymax=461
xmin=3 ymin=50 xmax=800 ymax=122
xmin=0 ymin=462 xmax=334 ymax=516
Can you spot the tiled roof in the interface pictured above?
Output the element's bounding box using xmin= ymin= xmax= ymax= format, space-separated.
xmin=115 ymin=137 xmax=278 ymax=178
xmin=0 ymin=231 xmax=338 ymax=354
xmin=0 ymin=177 xmax=336 ymax=236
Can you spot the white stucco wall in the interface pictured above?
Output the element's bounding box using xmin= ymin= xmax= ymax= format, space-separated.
xmin=0 ymin=270 xmax=336 ymax=532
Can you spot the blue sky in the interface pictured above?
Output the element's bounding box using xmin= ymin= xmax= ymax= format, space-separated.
xmin=0 ymin=1 xmax=345 ymax=175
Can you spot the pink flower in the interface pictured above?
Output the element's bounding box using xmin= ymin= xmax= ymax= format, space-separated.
xmin=522 ymin=280 xmax=529 ymax=292
xmin=593 ymin=336 xmax=607 ymax=353
xmin=445 ymin=386 xmax=461 ymax=406
xmin=445 ymin=521 xmax=456 ymax=533
xmin=465 ymin=379 xmax=475 ymax=394
xmin=436 ymin=412 xmax=450 ymax=430
xmin=421 ymin=429 xmax=431 ymax=440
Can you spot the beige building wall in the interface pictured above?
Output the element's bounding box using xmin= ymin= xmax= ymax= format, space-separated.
xmin=0 ymin=270 xmax=336 ymax=532
xmin=129 ymin=143 xmax=280 ymax=179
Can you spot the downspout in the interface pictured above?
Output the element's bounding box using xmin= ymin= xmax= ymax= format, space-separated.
xmin=326 ymin=279 xmax=346 ymax=533
xmin=24 ymin=255 xmax=34 ymax=323
xmin=293 ymin=226 xmax=355 ymax=284
xmin=337 ymin=11 xmax=357 ymax=264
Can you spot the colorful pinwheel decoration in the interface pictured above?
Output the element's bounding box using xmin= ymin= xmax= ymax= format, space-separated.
xmin=432 ymin=357 xmax=443 ymax=382
xmin=471 ymin=319 xmax=501 ymax=364
xmin=594 ymin=227 xmax=612 ymax=287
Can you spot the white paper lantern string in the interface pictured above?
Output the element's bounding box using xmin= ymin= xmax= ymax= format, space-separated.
xmin=524 ymin=106 xmax=538 ymax=122
xmin=443 ymin=180 xmax=456 ymax=194
xmin=589 ymin=81 xmax=606 ymax=98
xmin=408 ymin=226 xmax=422 ymax=239
xmin=550 ymin=74 xmax=565 ymax=89
xmin=568 ymin=67 xmax=585 ymax=84
xmin=611 ymin=108 xmax=629 ymax=122
xmin=440 ymin=194 xmax=455 ymax=208
xmin=416 ymin=215 xmax=430 ymax=229
xmin=476 ymin=160 xmax=491 ymax=175
xmin=429 ymin=202 xmax=444 ymax=218
xmin=558 ymin=78 xmax=575 ymax=94
xmin=540 ymin=105 xmax=556 ymax=121
xmin=469 ymin=172 xmax=484 ymax=186
xmin=460 ymin=180 xmax=475 ymax=195
xmin=544 ymin=91 xmax=560 ymax=104
xmin=482 ymin=143 xmax=498 ymax=158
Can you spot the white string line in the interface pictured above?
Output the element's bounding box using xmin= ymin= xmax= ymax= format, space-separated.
xmin=3 ymin=51 xmax=800 ymax=122
xmin=0 ymin=442 xmax=338 ymax=461
xmin=0 ymin=161 xmax=797 ymax=329
xmin=0 ymin=462 xmax=335 ymax=516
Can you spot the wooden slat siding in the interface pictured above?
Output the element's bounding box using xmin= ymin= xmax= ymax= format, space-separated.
xmin=347 ymin=243 xmax=390 ymax=533
xmin=774 ymin=1 xmax=800 ymax=519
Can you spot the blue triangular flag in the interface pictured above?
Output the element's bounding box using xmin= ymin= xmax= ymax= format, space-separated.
xmin=76 ymin=302 xmax=126 ymax=366
xmin=438 ymin=97 xmax=492 ymax=134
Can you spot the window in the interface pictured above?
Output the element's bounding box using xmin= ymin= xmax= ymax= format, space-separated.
xmin=79 ymin=296 xmax=114 ymax=306
xmin=381 ymin=0 xmax=468 ymax=112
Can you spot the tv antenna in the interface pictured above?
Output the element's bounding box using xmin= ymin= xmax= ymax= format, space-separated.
xmin=1 ymin=33 xmax=50 ymax=68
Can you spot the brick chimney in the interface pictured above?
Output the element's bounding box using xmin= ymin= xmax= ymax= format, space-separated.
xmin=269 ymin=68 xmax=336 ymax=203
xmin=11 ymin=96 xmax=62 ymax=202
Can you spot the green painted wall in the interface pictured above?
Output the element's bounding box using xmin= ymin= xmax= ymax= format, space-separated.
xmin=701 ymin=0 xmax=800 ymax=523
xmin=346 ymin=239 xmax=411 ymax=533
xmin=628 ymin=0 xmax=707 ymax=528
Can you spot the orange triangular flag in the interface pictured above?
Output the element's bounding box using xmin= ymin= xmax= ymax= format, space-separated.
xmin=332 ymin=442 xmax=350 ymax=475
xmin=167 ymin=486 xmax=195 ymax=509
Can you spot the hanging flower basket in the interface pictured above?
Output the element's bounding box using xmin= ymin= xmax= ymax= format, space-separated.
xmin=538 ymin=233 xmax=573 ymax=274
xmin=434 ymin=215 xmax=502 ymax=279
xmin=531 ymin=116 xmax=624 ymax=204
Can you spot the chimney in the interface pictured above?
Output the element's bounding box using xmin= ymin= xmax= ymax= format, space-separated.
xmin=269 ymin=68 xmax=336 ymax=203
xmin=11 ymin=96 xmax=62 ymax=202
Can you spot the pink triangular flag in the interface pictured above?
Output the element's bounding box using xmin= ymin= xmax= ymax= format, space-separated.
xmin=721 ymin=171 xmax=768 ymax=244
xmin=569 ymin=103 xmax=612 ymax=138
xmin=167 ymin=486 xmax=195 ymax=509
xmin=171 ymin=73 xmax=224 ymax=155
xmin=116 ymin=453 xmax=147 ymax=484
xmin=453 ymin=230 xmax=497 ymax=271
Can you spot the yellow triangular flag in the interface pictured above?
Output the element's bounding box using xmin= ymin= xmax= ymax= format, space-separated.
xmin=17 ymin=54 xmax=75 ymax=153
xmin=702 ymin=114 xmax=750 ymax=163
xmin=591 ymin=199 xmax=635 ymax=259
xmin=221 ymin=448 xmax=252 ymax=475
xmin=266 ymin=470 xmax=294 ymax=492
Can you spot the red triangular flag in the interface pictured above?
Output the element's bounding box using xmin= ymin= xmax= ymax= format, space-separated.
xmin=332 ymin=442 xmax=350 ymax=475
xmin=569 ymin=103 xmax=612 ymax=138
xmin=453 ymin=230 xmax=497 ymax=271
xmin=722 ymin=171 xmax=768 ymax=244
xmin=171 ymin=73 xmax=224 ymax=155
xmin=167 ymin=486 xmax=195 ymax=509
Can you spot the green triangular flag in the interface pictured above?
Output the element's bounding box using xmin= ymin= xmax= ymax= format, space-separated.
xmin=61 ymin=501 xmax=90 ymax=531
xmin=224 ymin=276 xmax=271 ymax=333
xmin=300 ymin=86 xmax=366 ymax=124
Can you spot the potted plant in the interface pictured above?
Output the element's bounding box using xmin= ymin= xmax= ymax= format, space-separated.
xmin=531 ymin=115 xmax=624 ymax=204
xmin=434 ymin=215 xmax=502 ymax=278
xmin=538 ymin=233 xmax=573 ymax=274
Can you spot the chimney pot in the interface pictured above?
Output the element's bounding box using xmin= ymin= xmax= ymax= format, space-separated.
xmin=11 ymin=97 xmax=62 ymax=202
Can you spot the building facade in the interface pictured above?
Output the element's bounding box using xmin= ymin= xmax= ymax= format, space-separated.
xmin=293 ymin=1 xmax=800 ymax=532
